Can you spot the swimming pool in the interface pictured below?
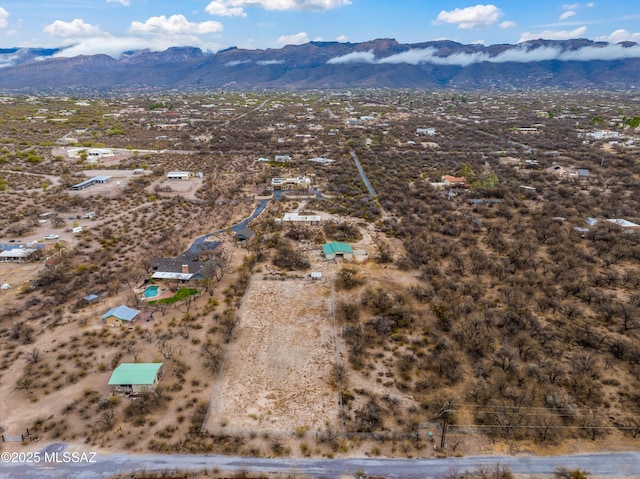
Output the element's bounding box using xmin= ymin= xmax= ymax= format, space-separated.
xmin=143 ymin=285 xmax=159 ymax=298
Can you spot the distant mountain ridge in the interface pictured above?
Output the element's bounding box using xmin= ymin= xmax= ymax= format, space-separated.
xmin=1 ymin=38 xmax=639 ymax=91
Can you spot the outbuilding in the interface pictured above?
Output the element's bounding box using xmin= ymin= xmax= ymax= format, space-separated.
xmin=108 ymin=363 xmax=163 ymax=393
xmin=322 ymin=242 xmax=353 ymax=260
xmin=69 ymin=176 xmax=111 ymax=191
xmin=167 ymin=171 xmax=190 ymax=180
xmin=101 ymin=305 xmax=140 ymax=327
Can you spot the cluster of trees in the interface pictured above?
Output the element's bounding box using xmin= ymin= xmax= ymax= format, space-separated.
xmin=324 ymin=91 xmax=640 ymax=444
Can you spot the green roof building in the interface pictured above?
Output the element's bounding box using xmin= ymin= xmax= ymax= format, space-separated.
xmin=322 ymin=242 xmax=353 ymax=260
xmin=108 ymin=363 xmax=163 ymax=393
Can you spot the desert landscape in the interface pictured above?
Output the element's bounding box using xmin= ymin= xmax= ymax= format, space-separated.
xmin=0 ymin=89 xmax=639 ymax=479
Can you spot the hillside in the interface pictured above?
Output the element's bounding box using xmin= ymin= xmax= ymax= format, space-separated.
xmin=1 ymin=38 xmax=640 ymax=90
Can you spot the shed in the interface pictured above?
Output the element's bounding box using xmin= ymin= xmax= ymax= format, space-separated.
xmin=108 ymin=363 xmax=163 ymax=393
xmin=167 ymin=171 xmax=190 ymax=180
xmin=101 ymin=305 xmax=140 ymax=326
xmin=234 ymin=227 xmax=255 ymax=242
xmin=69 ymin=176 xmax=111 ymax=191
xmin=322 ymin=242 xmax=353 ymax=260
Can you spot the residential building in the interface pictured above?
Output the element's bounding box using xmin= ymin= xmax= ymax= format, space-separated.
xmin=101 ymin=305 xmax=140 ymax=327
xmin=69 ymin=176 xmax=111 ymax=191
xmin=166 ymin=171 xmax=190 ymax=180
xmin=151 ymin=256 xmax=220 ymax=281
xmin=283 ymin=213 xmax=322 ymax=225
xmin=271 ymin=176 xmax=311 ymax=190
xmin=441 ymin=175 xmax=467 ymax=187
xmin=322 ymin=242 xmax=354 ymax=260
xmin=108 ymin=363 xmax=163 ymax=393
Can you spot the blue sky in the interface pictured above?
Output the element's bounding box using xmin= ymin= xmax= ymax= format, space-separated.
xmin=0 ymin=1 xmax=639 ymax=58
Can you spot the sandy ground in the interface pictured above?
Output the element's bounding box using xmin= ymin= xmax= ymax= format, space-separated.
xmin=206 ymin=276 xmax=340 ymax=435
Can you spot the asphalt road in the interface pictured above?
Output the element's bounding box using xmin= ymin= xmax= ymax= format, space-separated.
xmin=182 ymin=198 xmax=270 ymax=258
xmin=2 ymin=444 xmax=640 ymax=479
xmin=350 ymin=150 xmax=377 ymax=198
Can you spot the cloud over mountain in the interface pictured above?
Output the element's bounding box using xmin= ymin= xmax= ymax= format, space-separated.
xmin=327 ymin=42 xmax=640 ymax=67
xmin=2 ymin=38 xmax=640 ymax=91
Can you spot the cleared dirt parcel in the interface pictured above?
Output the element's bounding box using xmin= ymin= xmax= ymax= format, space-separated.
xmin=205 ymin=276 xmax=339 ymax=434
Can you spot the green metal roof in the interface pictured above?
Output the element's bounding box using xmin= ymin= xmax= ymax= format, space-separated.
xmin=322 ymin=242 xmax=353 ymax=255
xmin=108 ymin=363 xmax=163 ymax=385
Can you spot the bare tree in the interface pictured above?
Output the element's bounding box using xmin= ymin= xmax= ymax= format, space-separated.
xmin=126 ymin=340 xmax=142 ymax=362
xmin=202 ymin=343 xmax=224 ymax=374
xmin=95 ymin=409 xmax=116 ymax=431
xmin=24 ymin=348 xmax=41 ymax=364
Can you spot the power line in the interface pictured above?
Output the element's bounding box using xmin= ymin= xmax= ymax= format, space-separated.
xmin=452 ymin=424 xmax=640 ymax=430
xmin=451 ymin=403 xmax=640 ymax=413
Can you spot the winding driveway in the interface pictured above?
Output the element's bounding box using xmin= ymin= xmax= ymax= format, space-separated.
xmin=183 ymin=198 xmax=270 ymax=259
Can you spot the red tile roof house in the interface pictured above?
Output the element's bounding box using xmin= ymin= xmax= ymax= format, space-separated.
xmin=441 ymin=175 xmax=468 ymax=187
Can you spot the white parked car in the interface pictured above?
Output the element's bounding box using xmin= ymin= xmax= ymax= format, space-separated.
xmin=43 ymin=234 xmax=59 ymax=240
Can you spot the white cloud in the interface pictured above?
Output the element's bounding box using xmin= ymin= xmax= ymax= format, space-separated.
xmin=596 ymin=29 xmax=640 ymax=43
xmin=563 ymin=2 xmax=595 ymax=9
xmin=107 ymin=0 xmax=130 ymax=5
xmin=314 ymin=36 xmax=325 ymax=41
xmin=44 ymin=19 xmax=104 ymax=38
xmin=336 ymin=34 xmax=348 ymax=42
xmin=130 ymin=14 xmax=223 ymax=35
xmin=436 ymin=4 xmax=503 ymax=29
xmin=52 ymin=36 xmax=156 ymax=58
xmin=326 ymin=42 xmax=640 ymax=67
xmin=277 ymin=31 xmax=309 ymax=45
xmin=257 ymin=59 xmax=284 ymax=65
xmin=0 ymin=7 xmax=8 ymax=29
xmin=205 ymin=1 xmax=247 ymax=17
xmin=225 ymin=59 xmax=251 ymax=66
xmin=519 ymin=26 xmax=587 ymax=42
xmin=232 ymin=0 xmax=350 ymax=11
xmin=49 ymin=34 xmax=222 ymax=59
xmin=327 ymin=50 xmax=375 ymax=64
xmin=205 ymin=0 xmax=350 ymax=17
xmin=559 ymin=10 xmax=576 ymax=20
xmin=499 ymin=21 xmax=516 ymax=29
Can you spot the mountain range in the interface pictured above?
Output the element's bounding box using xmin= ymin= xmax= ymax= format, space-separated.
xmin=1 ymin=38 xmax=639 ymax=91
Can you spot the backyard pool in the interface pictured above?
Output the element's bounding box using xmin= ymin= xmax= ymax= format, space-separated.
xmin=143 ymin=285 xmax=159 ymax=298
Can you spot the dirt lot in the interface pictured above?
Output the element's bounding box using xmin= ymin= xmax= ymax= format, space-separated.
xmin=206 ymin=275 xmax=340 ymax=435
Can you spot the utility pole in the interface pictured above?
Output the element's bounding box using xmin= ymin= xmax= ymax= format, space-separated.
xmin=434 ymin=402 xmax=453 ymax=450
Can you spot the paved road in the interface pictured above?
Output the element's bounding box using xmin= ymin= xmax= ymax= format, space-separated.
xmin=350 ymin=150 xmax=377 ymax=198
xmin=3 ymin=444 xmax=640 ymax=479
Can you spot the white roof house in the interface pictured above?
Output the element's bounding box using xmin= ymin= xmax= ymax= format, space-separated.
xmin=67 ymin=147 xmax=114 ymax=160
xmin=271 ymin=176 xmax=311 ymax=190
xmin=0 ymin=249 xmax=36 ymax=262
xmin=167 ymin=171 xmax=190 ymax=180
xmin=606 ymin=219 xmax=640 ymax=228
xmin=283 ymin=213 xmax=322 ymax=224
